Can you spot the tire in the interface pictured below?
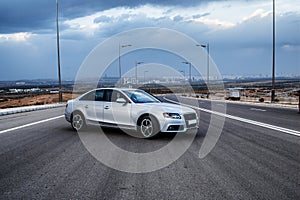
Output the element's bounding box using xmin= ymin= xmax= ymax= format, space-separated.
xmin=138 ymin=115 xmax=160 ymax=138
xmin=71 ymin=112 xmax=86 ymax=131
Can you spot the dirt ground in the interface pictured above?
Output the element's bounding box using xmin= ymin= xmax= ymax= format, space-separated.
xmin=0 ymin=93 xmax=77 ymax=109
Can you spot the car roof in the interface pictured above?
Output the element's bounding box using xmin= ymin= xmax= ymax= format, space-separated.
xmin=93 ymin=88 xmax=141 ymax=91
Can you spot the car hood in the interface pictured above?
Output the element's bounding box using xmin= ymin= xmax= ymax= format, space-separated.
xmin=136 ymin=102 xmax=195 ymax=114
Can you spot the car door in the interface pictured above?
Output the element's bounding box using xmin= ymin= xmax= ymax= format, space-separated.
xmin=103 ymin=89 xmax=133 ymax=127
xmin=78 ymin=90 xmax=104 ymax=122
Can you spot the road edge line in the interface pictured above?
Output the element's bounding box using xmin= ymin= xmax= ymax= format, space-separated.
xmin=0 ymin=115 xmax=64 ymax=135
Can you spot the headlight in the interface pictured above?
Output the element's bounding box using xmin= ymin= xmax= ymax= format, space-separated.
xmin=163 ymin=113 xmax=181 ymax=119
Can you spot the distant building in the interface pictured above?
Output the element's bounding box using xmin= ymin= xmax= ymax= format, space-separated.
xmin=16 ymin=82 xmax=26 ymax=85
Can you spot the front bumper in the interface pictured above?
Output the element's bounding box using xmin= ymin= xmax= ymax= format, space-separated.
xmin=160 ymin=113 xmax=198 ymax=132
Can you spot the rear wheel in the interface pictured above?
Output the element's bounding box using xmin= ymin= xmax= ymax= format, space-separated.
xmin=139 ymin=115 xmax=160 ymax=138
xmin=71 ymin=112 xmax=86 ymax=131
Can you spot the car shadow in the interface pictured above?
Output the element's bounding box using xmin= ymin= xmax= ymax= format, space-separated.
xmin=61 ymin=124 xmax=204 ymax=141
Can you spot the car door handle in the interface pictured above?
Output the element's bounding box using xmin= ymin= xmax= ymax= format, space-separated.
xmin=84 ymin=105 xmax=89 ymax=108
xmin=104 ymin=106 xmax=110 ymax=110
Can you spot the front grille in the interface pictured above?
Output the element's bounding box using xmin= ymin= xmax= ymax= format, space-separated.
xmin=184 ymin=113 xmax=197 ymax=128
xmin=184 ymin=113 xmax=197 ymax=120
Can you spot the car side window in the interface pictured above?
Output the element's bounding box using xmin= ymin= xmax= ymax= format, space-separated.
xmin=95 ymin=90 xmax=104 ymax=101
xmin=103 ymin=89 xmax=112 ymax=102
xmin=80 ymin=91 xmax=95 ymax=101
xmin=111 ymin=91 xmax=126 ymax=102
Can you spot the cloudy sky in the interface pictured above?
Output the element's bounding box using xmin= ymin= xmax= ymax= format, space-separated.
xmin=0 ymin=0 xmax=299 ymax=81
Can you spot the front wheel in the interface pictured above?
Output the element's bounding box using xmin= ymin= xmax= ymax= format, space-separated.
xmin=71 ymin=112 xmax=86 ymax=131
xmin=138 ymin=115 xmax=160 ymax=138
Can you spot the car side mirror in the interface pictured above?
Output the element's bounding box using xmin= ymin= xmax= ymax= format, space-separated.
xmin=116 ymin=98 xmax=127 ymax=104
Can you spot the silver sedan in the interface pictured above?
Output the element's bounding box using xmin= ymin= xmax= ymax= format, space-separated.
xmin=65 ymin=88 xmax=198 ymax=138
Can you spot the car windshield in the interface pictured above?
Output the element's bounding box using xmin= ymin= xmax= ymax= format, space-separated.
xmin=123 ymin=90 xmax=161 ymax=103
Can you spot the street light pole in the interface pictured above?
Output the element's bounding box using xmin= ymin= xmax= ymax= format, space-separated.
xmin=179 ymin=70 xmax=186 ymax=94
xmin=298 ymin=90 xmax=300 ymax=114
xmin=206 ymin=43 xmax=210 ymax=98
xmin=118 ymin=44 xmax=132 ymax=84
xmin=180 ymin=70 xmax=185 ymax=78
xmin=135 ymin=61 xmax=144 ymax=84
xmin=56 ymin=0 xmax=62 ymax=102
xmin=118 ymin=43 xmax=121 ymax=80
xmin=182 ymin=61 xmax=191 ymax=84
xmin=271 ymin=0 xmax=276 ymax=102
xmin=144 ymin=70 xmax=148 ymax=83
xmin=197 ymin=43 xmax=210 ymax=98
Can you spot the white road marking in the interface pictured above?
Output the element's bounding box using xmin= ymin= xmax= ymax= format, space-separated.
xmin=250 ymin=108 xmax=266 ymax=112
xmin=0 ymin=115 xmax=64 ymax=135
xmin=164 ymin=97 xmax=300 ymax=137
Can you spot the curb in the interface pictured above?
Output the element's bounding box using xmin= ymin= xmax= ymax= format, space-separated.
xmin=0 ymin=103 xmax=66 ymax=116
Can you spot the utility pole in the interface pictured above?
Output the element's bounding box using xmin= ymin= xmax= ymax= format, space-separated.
xmin=271 ymin=0 xmax=276 ymax=102
xmin=56 ymin=0 xmax=62 ymax=102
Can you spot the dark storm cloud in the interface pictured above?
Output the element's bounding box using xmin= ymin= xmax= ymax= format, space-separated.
xmin=0 ymin=0 xmax=220 ymax=34
xmin=0 ymin=0 xmax=56 ymax=33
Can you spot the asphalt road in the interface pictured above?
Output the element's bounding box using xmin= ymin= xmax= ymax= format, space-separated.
xmin=0 ymin=97 xmax=300 ymax=199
